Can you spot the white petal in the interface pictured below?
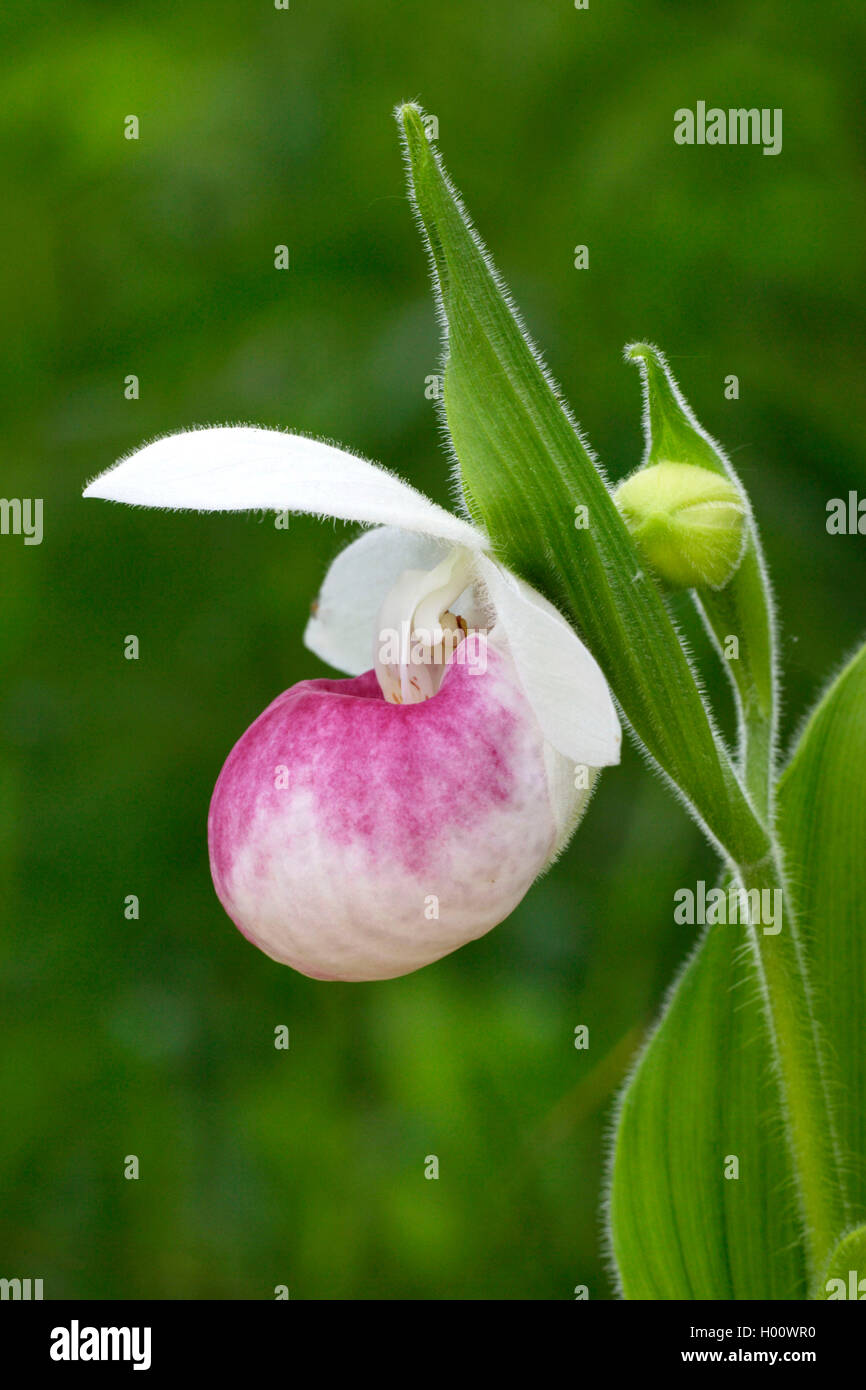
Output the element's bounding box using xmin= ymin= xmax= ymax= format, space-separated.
xmin=304 ymin=526 xmax=451 ymax=675
xmin=477 ymin=555 xmax=621 ymax=767
xmin=373 ymin=546 xmax=477 ymax=705
xmin=83 ymin=426 xmax=486 ymax=549
xmin=542 ymin=744 xmax=599 ymax=858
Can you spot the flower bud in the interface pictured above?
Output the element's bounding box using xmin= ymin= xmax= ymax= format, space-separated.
xmin=613 ymin=461 xmax=746 ymax=590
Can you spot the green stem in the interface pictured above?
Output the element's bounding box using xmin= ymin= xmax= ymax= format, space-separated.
xmin=702 ymin=536 xmax=844 ymax=1274
xmin=698 ymin=542 xmax=776 ymax=824
xmin=736 ymin=850 xmax=847 ymax=1278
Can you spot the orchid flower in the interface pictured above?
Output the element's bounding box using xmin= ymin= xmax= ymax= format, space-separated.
xmin=84 ymin=426 xmax=620 ymax=980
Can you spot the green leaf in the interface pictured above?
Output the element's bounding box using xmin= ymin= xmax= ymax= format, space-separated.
xmin=397 ymin=104 xmax=768 ymax=870
xmin=608 ymin=641 xmax=866 ymax=1298
xmin=814 ymin=1226 xmax=866 ymax=1299
xmin=779 ymin=642 xmax=866 ymax=1226
xmin=608 ymin=890 xmax=807 ymax=1299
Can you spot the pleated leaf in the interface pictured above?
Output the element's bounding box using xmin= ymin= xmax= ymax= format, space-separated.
xmin=608 ymin=640 xmax=866 ymax=1298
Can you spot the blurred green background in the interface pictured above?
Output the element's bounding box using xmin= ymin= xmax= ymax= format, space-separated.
xmin=1 ymin=0 xmax=864 ymax=1299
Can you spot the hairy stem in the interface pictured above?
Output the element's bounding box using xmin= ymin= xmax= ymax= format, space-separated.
xmin=737 ymin=849 xmax=848 ymax=1278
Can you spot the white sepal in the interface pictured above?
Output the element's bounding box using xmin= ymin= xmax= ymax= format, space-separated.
xmin=84 ymin=426 xmax=487 ymax=549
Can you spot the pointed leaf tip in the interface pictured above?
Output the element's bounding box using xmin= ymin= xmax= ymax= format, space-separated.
xmin=396 ymin=101 xmax=425 ymax=132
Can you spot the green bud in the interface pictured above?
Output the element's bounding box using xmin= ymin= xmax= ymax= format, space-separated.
xmin=624 ymin=343 xmax=776 ymax=816
xmin=614 ymin=461 xmax=746 ymax=590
